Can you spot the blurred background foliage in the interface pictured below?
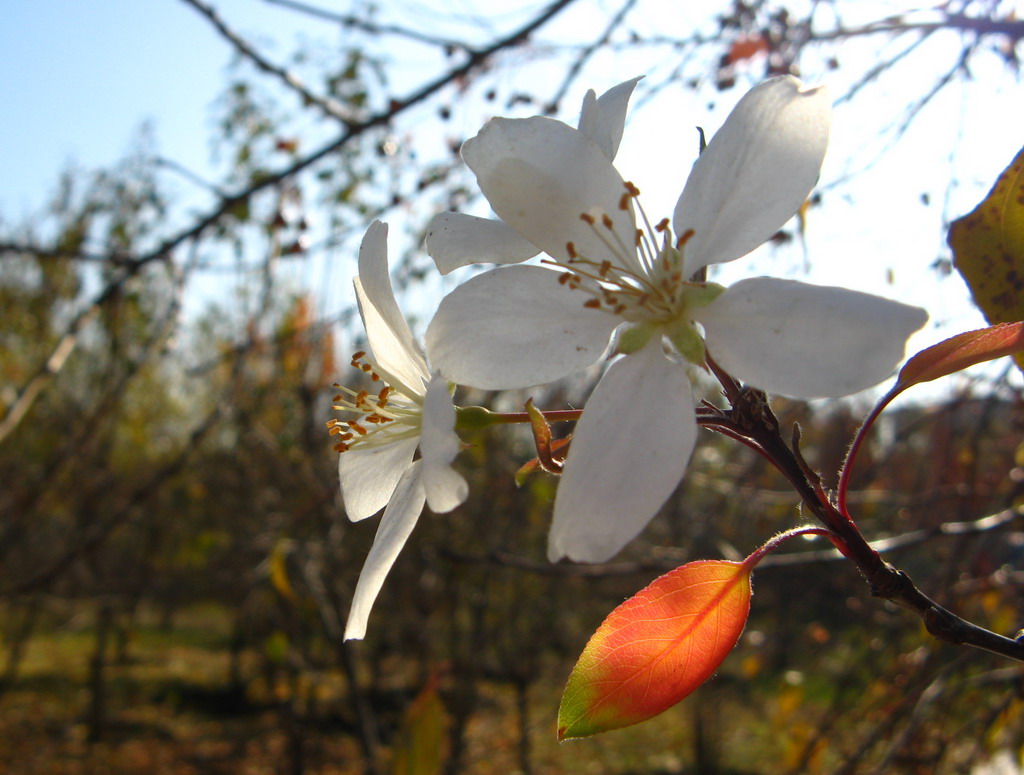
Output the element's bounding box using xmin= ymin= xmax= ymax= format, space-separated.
xmin=1 ymin=0 xmax=1024 ymax=773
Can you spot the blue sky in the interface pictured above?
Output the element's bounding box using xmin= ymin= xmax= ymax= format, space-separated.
xmin=0 ymin=1 xmax=317 ymax=216
xmin=3 ymin=0 xmax=1023 ymax=395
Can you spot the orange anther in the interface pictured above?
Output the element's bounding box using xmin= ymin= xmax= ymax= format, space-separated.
xmin=580 ymin=212 xmax=596 ymax=225
xmin=601 ymin=213 xmax=614 ymax=230
xmin=676 ymin=228 xmax=695 ymax=249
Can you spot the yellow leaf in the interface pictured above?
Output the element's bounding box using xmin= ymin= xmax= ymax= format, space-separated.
xmin=269 ymin=539 xmax=298 ymax=603
xmin=949 ymin=144 xmax=1024 ymax=371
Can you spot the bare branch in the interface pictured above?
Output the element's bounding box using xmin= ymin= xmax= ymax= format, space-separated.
xmin=144 ymin=0 xmax=579 ymax=263
xmin=809 ymin=11 xmax=1024 ymax=43
xmin=544 ymin=0 xmax=639 ymax=113
xmin=181 ymin=0 xmax=354 ymax=124
xmin=0 ymin=242 xmax=131 ymax=264
xmin=261 ymin=0 xmax=471 ymax=50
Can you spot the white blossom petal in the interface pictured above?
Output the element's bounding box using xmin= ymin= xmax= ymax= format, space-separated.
xmin=577 ymin=77 xmax=642 ymax=161
xmin=548 ymin=340 xmax=697 ymax=562
xmin=674 ymin=76 xmax=831 ymax=276
xmin=694 ymin=277 xmax=928 ymax=398
xmin=461 ymin=116 xmax=638 ymax=270
xmin=338 ymin=434 xmax=419 ymax=521
xmin=420 ymin=374 xmax=468 ymax=513
xmin=343 ymin=460 xmax=426 ymax=640
xmin=425 ymin=212 xmax=540 ymax=274
xmin=426 ymin=265 xmax=619 ymax=389
xmin=354 ymin=224 xmax=430 ymax=395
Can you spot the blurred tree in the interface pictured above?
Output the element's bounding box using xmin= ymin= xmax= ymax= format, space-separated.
xmin=0 ymin=0 xmax=1022 ymax=773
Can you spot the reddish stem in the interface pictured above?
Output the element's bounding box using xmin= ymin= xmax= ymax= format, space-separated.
xmin=836 ymin=388 xmax=897 ymax=519
xmin=743 ymin=526 xmax=842 ymax=570
xmin=491 ymin=408 xmax=582 ymax=424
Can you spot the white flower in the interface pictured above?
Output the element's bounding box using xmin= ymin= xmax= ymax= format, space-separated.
xmin=425 ymin=78 xmax=643 ymax=275
xmin=332 ymin=221 xmax=468 ymax=640
xmin=424 ymin=76 xmax=928 ymax=563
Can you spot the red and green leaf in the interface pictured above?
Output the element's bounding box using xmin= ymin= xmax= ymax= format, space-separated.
xmin=557 ymin=560 xmax=752 ymax=740
xmin=893 ymin=322 xmax=1024 ymax=392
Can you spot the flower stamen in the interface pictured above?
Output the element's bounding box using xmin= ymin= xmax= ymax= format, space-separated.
xmin=329 ymin=351 xmax=424 ymax=454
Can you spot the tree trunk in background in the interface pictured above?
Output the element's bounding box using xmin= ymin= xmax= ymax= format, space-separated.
xmin=86 ymin=600 xmax=113 ymax=743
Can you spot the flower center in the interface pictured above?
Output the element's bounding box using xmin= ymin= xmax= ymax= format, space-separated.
xmin=327 ymin=351 xmax=422 ymax=453
xmin=551 ymin=182 xmax=723 ymax=363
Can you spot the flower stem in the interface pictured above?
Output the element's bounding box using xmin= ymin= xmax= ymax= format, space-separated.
xmin=742 ymin=526 xmax=840 ymax=570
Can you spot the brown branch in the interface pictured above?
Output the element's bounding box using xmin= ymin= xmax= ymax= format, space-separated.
xmin=725 ymin=388 xmax=1024 ymax=662
xmin=181 ymin=0 xmax=353 ymax=124
xmin=445 ymin=504 xmax=1024 ymax=578
xmin=143 ymin=0 xmax=579 ymax=264
xmin=543 ymin=0 xmax=639 ymax=114
xmin=0 ymin=297 xmax=104 ymax=444
xmin=808 ymin=12 xmax=1024 ymax=43
xmin=260 ymin=0 xmax=470 ymax=50
xmin=0 ymin=242 xmax=130 ymax=264
xmin=756 ymin=505 xmax=1024 ymax=568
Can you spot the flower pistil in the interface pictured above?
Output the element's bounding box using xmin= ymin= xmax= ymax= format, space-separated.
xmin=552 ymin=181 xmax=723 ymax=362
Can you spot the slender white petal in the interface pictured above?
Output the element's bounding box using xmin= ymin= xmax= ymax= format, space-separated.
xmin=426 ymin=265 xmax=620 ymax=389
xmin=357 ymin=222 xmax=428 ymax=376
xmin=338 ymin=434 xmax=419 ymax=521
xmin=425 ymin=212 xmax=540 ymax=274
xmin=694 ymin=277 xmax=928 ymax=398
xmin=343 ymin=460 xmax=426 ymax=640
xmin=674 ymin=76 xmax=831 ymax=276
xmin=354 ymin=277 xmax=429 ymax=399
xmin=461 ymin=117 xmax=638 ymax=270
xmin=549 ymin=340 xmax=697 ymax=562
xmin=577 ymin=77 xmax=643 ymax=161
xmin=420 ymin=375 xmax=468 ymax=513
xmin=353 ymin=224 xmax=430 ymax=396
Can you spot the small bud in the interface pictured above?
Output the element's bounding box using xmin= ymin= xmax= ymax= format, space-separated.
xmin=455 ymin=405 xmax=499 ymax=431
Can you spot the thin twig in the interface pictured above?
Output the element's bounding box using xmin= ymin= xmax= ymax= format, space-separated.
xmin=261 ymin=0 xmax=471 ymax=50
xmin=181 ymin=0 xmax=353 ymax=124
